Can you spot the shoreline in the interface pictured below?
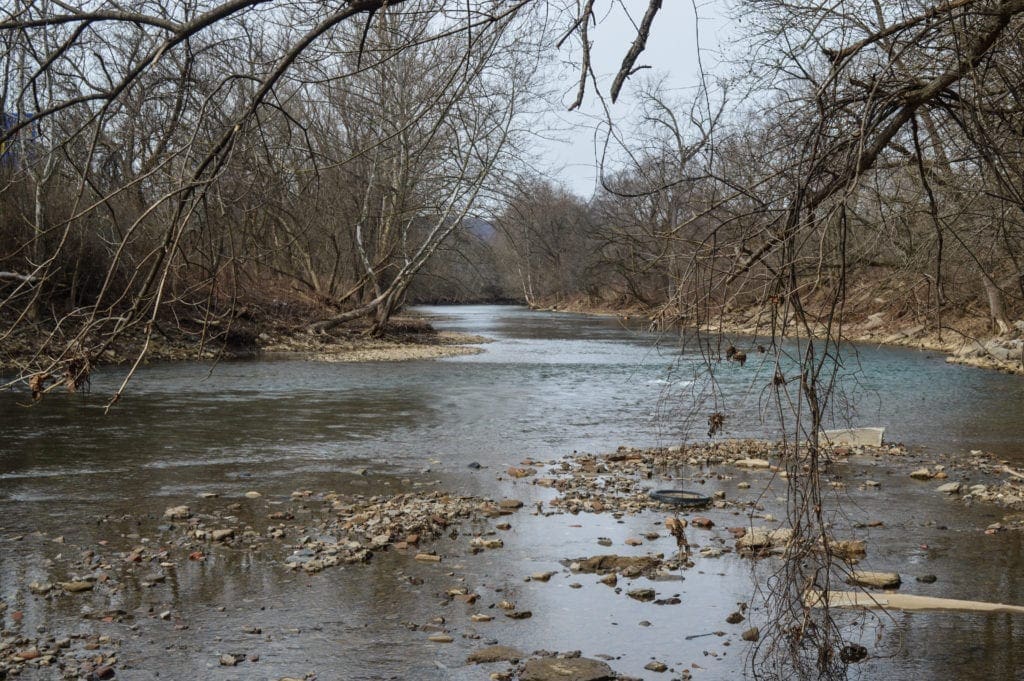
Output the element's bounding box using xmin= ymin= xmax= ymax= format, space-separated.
xmin=0 ymin=315 xmax=492 ymax=387
xmin=527 ymin=298 xmax=1024 ymax=376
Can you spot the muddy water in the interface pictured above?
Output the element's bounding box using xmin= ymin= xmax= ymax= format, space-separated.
xmin=1 ymin=305 xmax=1023 ymax=680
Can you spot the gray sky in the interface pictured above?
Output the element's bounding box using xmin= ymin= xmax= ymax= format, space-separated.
xmin=543 ymin=1 xmax=730 ymax=197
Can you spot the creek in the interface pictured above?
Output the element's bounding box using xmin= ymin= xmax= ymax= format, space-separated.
xmin=1 ymin=305 xmax=1022 ymax=679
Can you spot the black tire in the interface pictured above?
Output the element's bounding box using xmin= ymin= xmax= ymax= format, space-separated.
xmin=649 ymin=489 xmax=712 ymax=507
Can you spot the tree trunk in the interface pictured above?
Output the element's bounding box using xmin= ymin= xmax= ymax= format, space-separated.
xmin=981 ymin=273 xmax=1011 ymax=335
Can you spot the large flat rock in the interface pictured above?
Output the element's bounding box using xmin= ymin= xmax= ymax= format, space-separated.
xmin=519 ymin=657 xmax=617 ymax=681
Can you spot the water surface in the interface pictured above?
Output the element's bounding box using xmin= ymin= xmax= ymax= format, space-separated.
xmin=1 ymin=305 xmax=1022 ymax=679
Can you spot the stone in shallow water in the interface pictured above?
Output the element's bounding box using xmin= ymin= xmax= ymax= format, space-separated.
xmin=163 ymin=505 xmax=191 ymax=519
xmin=519 ymin=657 xmax=616 ymax=681
xmin=628 ymin=588 xmax=656 ymax=601
xmin=427 ymin=633 xmax=453 ymax=643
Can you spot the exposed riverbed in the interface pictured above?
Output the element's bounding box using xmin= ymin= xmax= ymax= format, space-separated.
xmin=1 ymin=305 xmax=1023 ymax=680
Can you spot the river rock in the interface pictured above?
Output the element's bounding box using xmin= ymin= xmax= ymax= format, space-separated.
xmin=829 ymin=539 xmax=867 ymax=560
xmin=847 ymin=570 xmax=901 ymax=589
xmin=467 ymin=645 xmax=526 ymax=664
xmin=427 ymin=633 xmax=454 ymax=643
xmin=936 ymin=481 xmax=962 ymax=494
xmin=742 ymin=627 xmax=760 ymax=641
xmin=736 ymin=527 xmax=792 ymax=553
xmin=570 ymin=554 xmax=662 ymax=577
xmin=628 ymin=588 xmax=656 ymax=601
xmin=909 ymin=468 xmax=932 ymax=480
xmin=519 ymin=657 xmax=616 ymax=681
xmin=244 ymin=491 xmax=262 ymax=499
xmin=211 ymin=529 xmax=234 ymax=541
xmin=665 ymin=517 xmax=686 ymax=533
xmin=735 ymin=458 xmax=770 ymax=469
xmin=644 ymin=661 xmax=668 ymax=672
xmin=163 ymin=505 xmax=191 ymax=519
xmin=470 ymin=536 xmax=504 ymax=549
xmin=61 ymin=580 xmax=94 ymax=593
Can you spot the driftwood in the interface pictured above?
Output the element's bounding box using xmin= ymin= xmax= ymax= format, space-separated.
xmin=1003 ymin=465 xmax=1024 ymax=481
xmin=806 ymin=590 xmax=1024 ymax=614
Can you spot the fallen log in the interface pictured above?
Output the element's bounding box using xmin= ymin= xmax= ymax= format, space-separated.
xmin=806 ymin=590 xmax=1024 ymax=614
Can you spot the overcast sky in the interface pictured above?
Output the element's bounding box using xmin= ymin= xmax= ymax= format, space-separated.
xmin=542 ymin=1 xmax=730 ymax=197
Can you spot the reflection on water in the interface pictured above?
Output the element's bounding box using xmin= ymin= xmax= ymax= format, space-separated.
xmin=0 ymin=305 xmax=1022 ymax=679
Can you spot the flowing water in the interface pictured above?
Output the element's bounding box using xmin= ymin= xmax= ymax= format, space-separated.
xmin=1 ymin=305 xmax=1023 ymax=679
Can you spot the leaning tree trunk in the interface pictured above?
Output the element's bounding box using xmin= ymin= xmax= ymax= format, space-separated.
xmin=981 ymin=273 xmax=1012 ymax=334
